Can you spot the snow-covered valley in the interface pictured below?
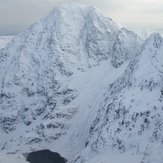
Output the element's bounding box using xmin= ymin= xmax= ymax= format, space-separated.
xmin=0 ymin=3 xmax=163 ymax=163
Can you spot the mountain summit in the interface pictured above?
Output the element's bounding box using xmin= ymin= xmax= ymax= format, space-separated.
xmin=0 ymin=3 xmax=163 ymax=163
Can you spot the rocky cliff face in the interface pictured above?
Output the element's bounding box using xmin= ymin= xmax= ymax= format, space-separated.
xmin=0 ymin=3 xmax=163 ymax=163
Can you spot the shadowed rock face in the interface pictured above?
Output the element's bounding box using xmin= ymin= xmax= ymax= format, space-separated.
xmin=26 ymin=149 xmax=67 ymax=163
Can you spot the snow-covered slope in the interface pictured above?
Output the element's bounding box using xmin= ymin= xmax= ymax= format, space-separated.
xmin=0 ymin=3 xmax=163 ymax=163
xmin=0 ymin=152 xmax=27 ymax=163
xmin=71 ymin=32 xmax=163 ymax=163
xmin=0 ymin=36 xmax=14 ymax=49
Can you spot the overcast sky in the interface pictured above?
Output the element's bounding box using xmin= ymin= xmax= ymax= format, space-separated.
xmin=0 ymin=0 xmax=163 ymax=35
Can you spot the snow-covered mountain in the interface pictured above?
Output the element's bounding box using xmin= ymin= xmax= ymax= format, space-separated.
xmin=0 ymin=3 xmax=163 ymax=163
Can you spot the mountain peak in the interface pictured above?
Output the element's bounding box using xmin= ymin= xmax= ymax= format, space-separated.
xmin=150 ymin=32 xmax=163 ymax=48
xmin=50 ymin=3 xmax=101 ymax=14
xmin=144 ymin=32 xmax=163 ymax=49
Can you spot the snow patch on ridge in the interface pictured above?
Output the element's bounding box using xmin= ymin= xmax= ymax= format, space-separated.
xmin=0 ymin=36 xmax=14 ymax=49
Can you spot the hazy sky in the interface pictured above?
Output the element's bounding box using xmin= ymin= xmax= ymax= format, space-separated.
xmin=0 ymin=0 xmax=163 ymax=35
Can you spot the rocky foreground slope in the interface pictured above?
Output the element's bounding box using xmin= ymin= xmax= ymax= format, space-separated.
xmin=0 ymin=3 xmax=163 ymax=163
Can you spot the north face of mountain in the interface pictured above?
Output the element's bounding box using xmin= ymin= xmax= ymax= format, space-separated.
xmin=0 ymin=3 xmax=163 ymax=163
xmin=0 ymin=4 xmax=121 ymax=137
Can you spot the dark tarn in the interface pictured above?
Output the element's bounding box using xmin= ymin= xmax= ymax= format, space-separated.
xmin=26 ymin=149 xmax=67 ymax=163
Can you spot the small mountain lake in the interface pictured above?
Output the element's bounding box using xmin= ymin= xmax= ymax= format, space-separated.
xmin=26 ymin=149 xmax=67 ymax=163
